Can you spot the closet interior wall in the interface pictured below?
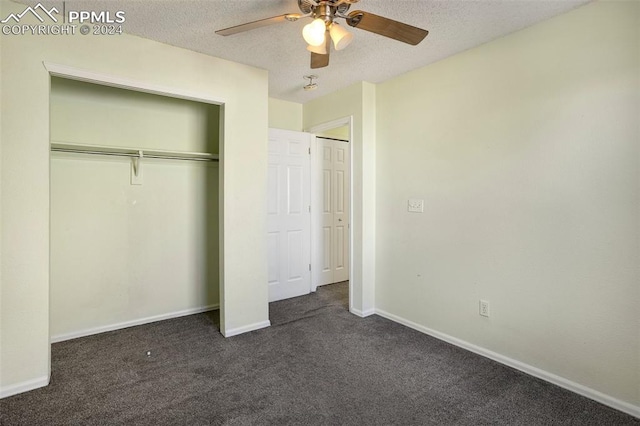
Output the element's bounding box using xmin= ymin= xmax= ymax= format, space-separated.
xmin=50 ymin=77 xmax=220 ymax=340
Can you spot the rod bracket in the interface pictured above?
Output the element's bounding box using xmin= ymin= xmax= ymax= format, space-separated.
xmin=131 ymin=150 xmax=143 ymax=185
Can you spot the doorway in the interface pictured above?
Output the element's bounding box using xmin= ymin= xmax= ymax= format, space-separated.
xmin=309 ymin=118 xmax=353 ymax=312
xmin=267 ymin=120 xmax=353 ymax=309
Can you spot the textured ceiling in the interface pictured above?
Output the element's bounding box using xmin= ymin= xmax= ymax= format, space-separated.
xmin=28 ymin=0 xmax=590 ymax=103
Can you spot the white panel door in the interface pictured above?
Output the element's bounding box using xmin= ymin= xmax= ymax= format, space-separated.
xmin=267 ymin=129 xmax=312 ymax=302
xmin=319 ymin=137 xmax=350 ymax=286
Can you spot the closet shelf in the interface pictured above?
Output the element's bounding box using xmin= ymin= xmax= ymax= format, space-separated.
xmin=50 ymin=141 xmax=219 ymax=162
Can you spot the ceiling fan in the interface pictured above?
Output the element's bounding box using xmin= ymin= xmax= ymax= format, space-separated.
xmin=215 ymin=0 xmax=429 ymax=69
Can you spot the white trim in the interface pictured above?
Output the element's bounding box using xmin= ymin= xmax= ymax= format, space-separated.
xmin=43 ymin=62 xmax=226 ymax=106
xmin=0 ymin=376 xmax=49 ymax=399
xmin=309 ymin=133 xmax=322 ymax=294
xmin=50 ymin=305 xmax=219 ymax=343
xmin=307 ymin=116 xmax=355 ymax=313
xmin=307 ymin=117 xmax=352 ymax=135
xmin=375 ymin=308 xmax=640 ymax=419
xmin=350 ymin=307 xmax=375 ymax=318
xmin=222 ymin=320 xmax=271 ymax=338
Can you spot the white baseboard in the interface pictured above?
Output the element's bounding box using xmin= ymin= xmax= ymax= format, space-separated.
xmin=350 ymin=307 xmax=375 ymax=318
xmin=0 ymin=376 xmax=49 ymax=399
xmin=222 ymin=320 xmax=271 ymax=338
xmin=375 ymin=308 xmax=640 ymax=419
xmin=51 ymin=304 xmax=219 ymax=343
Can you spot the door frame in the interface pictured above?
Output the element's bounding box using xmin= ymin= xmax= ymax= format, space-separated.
xmin=308 ymin=116 xmax=354 ymax=313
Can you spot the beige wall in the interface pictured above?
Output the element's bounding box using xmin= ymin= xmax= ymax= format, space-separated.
xmin=303 ymin=81 xmax=376 ymax=315
xmin=51 ymin=78 xmax=220 ymax=153
xmin=269 ymin=98 xmax=303 ymax=131
xmin=0 ymin=0 xmax=269 ymax=395
xmin=375 ymin=0 xmax=639 ymax=408
xmin=50 ymin=78 xmax=220 ymax=340
xmin=2 ymin=0 xmax=638 ymax=412
xmin=316 ymin=125 xmax=350 ymax=141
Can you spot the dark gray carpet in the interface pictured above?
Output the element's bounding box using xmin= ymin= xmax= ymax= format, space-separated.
xmin=1 ymin=282 xmax=637 ymax=425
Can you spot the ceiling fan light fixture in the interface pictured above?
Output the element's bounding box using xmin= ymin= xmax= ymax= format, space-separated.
xmin=329 ymin=22 xmax=353 ymax=51
xmin=307 ymin=42 xmax=327 ymax=55
xmin=302 ymin=18 xmax=326 ymax=46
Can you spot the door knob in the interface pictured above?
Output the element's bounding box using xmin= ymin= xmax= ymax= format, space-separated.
xmin=338 ymin=218 xmax=343 ymax=222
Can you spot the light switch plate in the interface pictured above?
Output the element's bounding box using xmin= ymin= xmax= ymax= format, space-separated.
xmin=408 ymin=199 xmax=424 ymax=213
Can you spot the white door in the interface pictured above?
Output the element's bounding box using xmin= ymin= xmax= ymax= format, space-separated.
xmin=267 ymin=129 xmax=312 ymax=302
xmin=319 ymin=137 xmax=350 ymax=286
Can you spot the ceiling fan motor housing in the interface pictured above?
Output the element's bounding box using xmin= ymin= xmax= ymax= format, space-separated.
xmin=298 ymin=0 xmax=353 ymax=19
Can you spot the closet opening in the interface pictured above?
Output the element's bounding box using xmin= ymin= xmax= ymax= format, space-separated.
xmin=49 ymin=76 xmax=223 ymax=342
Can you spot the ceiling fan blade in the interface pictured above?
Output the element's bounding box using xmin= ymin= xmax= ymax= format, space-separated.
xmin=346 ymin=11 xmax=428 ymax=45
xmin=310 ymin=33 xmax=331 ymax=69
xmin=216 ymin=14 xmax=300 ymax=36
xmin=310 ymin=51 xmax=329 ymax=69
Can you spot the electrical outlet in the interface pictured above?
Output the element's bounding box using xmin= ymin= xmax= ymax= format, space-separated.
xmin=479 ymin=300 xmax=490 ymax=317
xmin=408 ymin=199 xmax=424 ymax=213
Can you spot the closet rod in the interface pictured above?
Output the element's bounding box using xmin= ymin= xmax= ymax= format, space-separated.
xmin=51 ymin=147 xmax=219 ymax=162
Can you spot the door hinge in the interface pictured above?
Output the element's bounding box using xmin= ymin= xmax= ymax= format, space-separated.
xmin=309 ymin=264 xmax=311 ymax=271
xmin=308 ymin=147 xmax=311 ymax=155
